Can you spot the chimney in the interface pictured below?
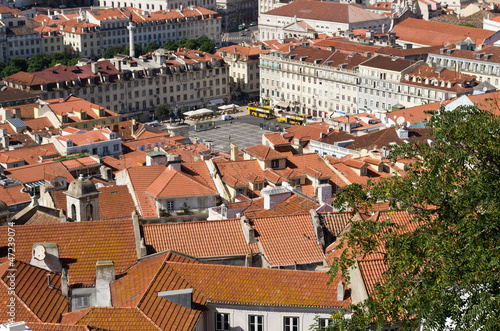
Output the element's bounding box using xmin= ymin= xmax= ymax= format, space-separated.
xmin=310 ymin=209 xmax=325 ymax=248
xmin=396 ymin=127 xmax=408 ymax=139
xmin=116 ymin=59 xmax=122 ymax=72
xmin=261 ymin=186 xmax=291 ymax=210
xmin=95 ymin=260 xmax=115 ymax=307
xmin=337 ymin=281 xmax=345 ymax=301
xmin=132 ymin=211 xmax=146 ymax=258
xmin=47 ymin=274 xmax=54 ymax=289
xmin=30 ymin=243 xmax=62 ymax=273
xmin=61 ymin=268 xmax=68 ymax=296
xmin=91 ymin=62 xmax=99 ymax=74
xmin=230 ymin=143 xmax=238 ymax=161
xmin=240 ymin=216 xmax=256 ymax=244
xmin=0 ymin=129 xmax=9 ymax=149
xmin=317 ymin=183 xmax=332 ymax=205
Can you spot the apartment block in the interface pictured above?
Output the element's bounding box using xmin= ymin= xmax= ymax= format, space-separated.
xmin=218 ymin=44 xmax=269 ymax=100
xmin=260 ymin=46 xmax=368 ymax=117
xmin=99 ymin=0 xmax=217 ymax=11
xmin=259 ymin=0 xmax=390 ymax=41
xmin=3 ymin=49 xmax=229 ymax=117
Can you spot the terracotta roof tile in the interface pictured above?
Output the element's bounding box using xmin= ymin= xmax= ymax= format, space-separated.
xmin=251 ymin=213 xmax=325 ymax=266
xmin=25 ymin=210 xmax=61 ymax=225
xmin=3 ymin=161 xmax=75 ymax=184
xmin=124 ymin=165 xmax=165 ymax=218
xmin=0 ymin=273 xmax=42 ymax=323
xmin=23 ymin=323 xmax=90 ymax=330
xmin=357 ymin=259 xmax=387 ymax=296
xmin=111 ymin=252 xmax=197 ymax=308
xmin=0 ymin=220 xmax=138 ymax=286
xmin=392 ymin=18 xmax=497 ymax=46
xmin=249 ymin=194 xmax=320 ymax=218
xmin=264 ymin=0 xmax=386 ymax=24
xmin=243 ymin=144 xmax=288 ymax=160
xmin=146 ymin=168 xmax=216 ymax=198
xmin=216 ymin=159 xmax=266 ymax=187
xmin=143 ymin=218 xmax=258 ymax=257
xmin=1 ymin=261 xmax=68 ymax=323
xmin=0 ymin=184 xmax=31 ymax=207
xmin=321 ymin=212 xmax=352 ymax=236
xmin=166 ymin=262 xmax=350 ymax=308
xmin=384 ymin=101 xmax=442 ymax=125
xmin=359 ymin=54 xmax=415 ymax=72
xmin=63 ymin=307 xmax=161 ymax=330
xmin=346 ymin=127 xmax=433 ymax=150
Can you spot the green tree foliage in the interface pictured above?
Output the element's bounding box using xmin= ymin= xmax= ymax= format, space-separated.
xmin=155 ymin=103 xmax=170 ymax=120
xmin=1 ymin=65 xmax=20 ymax=78
xmin=27 ymin=53 xmax=52 ymax=72
xmin=163 ymin=40 xmax=179 ymax=51
xmin=0 ymin=61 xmax=6 ymax=73
xmin=10 ymin=57 xmax=29 ymax=72
xmin=103 ymin=46 xmax=125 ymax=59
xmin=177 ymin=38 xmax=188 ymax=49
xmin=331 ymin=105 xmax=500 ymax=330
xmin=49 ymin=52 xmax=70 ymax=66
xmin=144 ymin=41 xmax=160 ymax=54
xmin=309 ymin=307 xmax=370 ymax=331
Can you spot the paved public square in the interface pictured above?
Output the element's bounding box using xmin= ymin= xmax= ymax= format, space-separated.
xmin=189 ymin=120 xmax=276 ymax=153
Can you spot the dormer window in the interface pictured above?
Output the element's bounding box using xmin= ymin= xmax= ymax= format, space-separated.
xmin=360 ymin=167 xmax=367 ymax=176
xmin=271 ymin=159 xmax=279 ymax=168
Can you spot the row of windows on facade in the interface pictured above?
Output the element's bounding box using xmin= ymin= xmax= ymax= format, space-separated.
xmin=104 ymin=0 xmax=213 ymax=11
xmin=215 ymin=312 xmax=333 ymax=331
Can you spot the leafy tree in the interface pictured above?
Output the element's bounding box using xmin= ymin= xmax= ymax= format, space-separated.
xmin=10 ymin=57 xmax=29 ymax=71
xmin=309 ymin=307 xmax=370 ymax=331
xmin=27 ymin=53 xmax=52 ymax=72
xmin=184 ymin=39 xmax=198 ymax=50
xmin=199 ymin=39 xmax=216 ymax=53
xmin=177 ymin=38 xmax=188 ymax=48
xmin=103 ymin=46 xmax=125 ymax=59
xmin=124 ymin=43 xmax=143 ymax=57
xmin=155 ymin=103 xmax=170 ymax=120
xmin=66 ymin=57 xmax=82 ymax=66
xmin=1 ymin=65 xmax=20 ymax=78
xmin=50 ymin=52 xmax=70 ymax=66
xmin=331 ymin=105 xmax=500 ymax=330
xmin=144 ymin=41 xmax=159 ymax=54
xmin=163 ymin=40 xmax=179 ymax=51
xmin=0 ymin=61 xmax=6 ymax=73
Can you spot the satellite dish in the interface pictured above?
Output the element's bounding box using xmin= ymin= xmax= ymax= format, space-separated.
xmin=393 ymin=115 xmax=397 ymax=120
xmin=396 ymin=117 xmax=405 ymax=126
xmin=34 ymin=245 xmax=46 ymax=261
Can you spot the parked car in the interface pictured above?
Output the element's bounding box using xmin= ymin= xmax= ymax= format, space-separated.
xmin=222 ymin=114 xmax=233 ymax=121
xmin=240 ymin=31 xmax=246 ymax=36
xmin=249 ymin=21 xmax=257 ymax=26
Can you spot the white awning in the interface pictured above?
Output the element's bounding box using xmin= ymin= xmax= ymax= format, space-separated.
xmin=218 ymin=104 xmax=237 ymax=110
xmin=184 ymin=108 xmax=214 ymax=117
xmin=209 ymin=98 xmax=224 ymax=105
xmin=275 ymin=101 xmax=290 ymax=108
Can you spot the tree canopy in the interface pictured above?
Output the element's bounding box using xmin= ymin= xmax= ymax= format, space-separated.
xmin=0 ymin=53 xmax=81 ymax=78
xmin=103 ymin=46 xmax=125 ymax=59
xmin=162 ymin=35 xmax=216 ymax=53
xmin=331 ymin=105 xmax=500 ymax=330
xmin=155 ymin=103 xmax=171 ymax=120
xmin=144 ymin=42 xmax=159 ymax=54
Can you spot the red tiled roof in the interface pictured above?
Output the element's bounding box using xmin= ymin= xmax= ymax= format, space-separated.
xmin=143 ymin=218 xmax=258 ymax=257
xmin=252 ymin=213 xmax=325 ymax=266
xmin=3 ymin=161 xmax=75 ymax=184
xmin=25 ymin=210 xmax=61 ymax=225
xmin=263 ymin=133 xmax=290 ymax=146
xmin=321 ymin=212 xmax=352 ymax=236
xmin=216 ymin=159 xmax=266 ymax=187
xmin=249 ymin=194 xmax=319 ymax=218
xmin=0 ymin=184 xmax=31 ymax=207
xmin=0 ymin=270 xmax=42 ymax=323
xmin=0 ymin=144 xmax=59 ymax=165
xmin=23 ymin=323 xmax=90 ymax=331
xmin=264 ymin=0 xmax=386 ymax=24
xmin=111 ymin=251 xmax=197 ymax=308
xmin=387 ymin=101 xmax=442 ymax=125
xmin=218 ymin=45 xmax=270 ymax=57
xmin=357 ymin=259 xmax=387 ymax=296
xmin=125 ymin=165 xmax=165 ymax=218
xmin=63 ymin=307 xmax=160 ymax=330
xmin=0 ymin=220 xmax=138 ymax=286
xmin=243 ymin=144 xmax=288 ymax=160
xmin=166 ymin=262 xmax=350 ymax=308
xmin=393 ymin=18 xmax=497 ymax=46
xmin=146 ymin=167 xmax=216 ymax=198
xmin=359 ymin=54 xmax=415 ymax=71
xmin=1 ymin=261 xmax=68 ymax=323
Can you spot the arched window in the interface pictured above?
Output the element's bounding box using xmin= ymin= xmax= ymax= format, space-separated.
xmin=71 ymin=204 xmax=76 ymax=220
xmin=86 ymin=204 xmax=93 ymax=221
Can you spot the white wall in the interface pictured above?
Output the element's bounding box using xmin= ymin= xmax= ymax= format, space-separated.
xmin=205 ymin=303 xmax=338 ymax=331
